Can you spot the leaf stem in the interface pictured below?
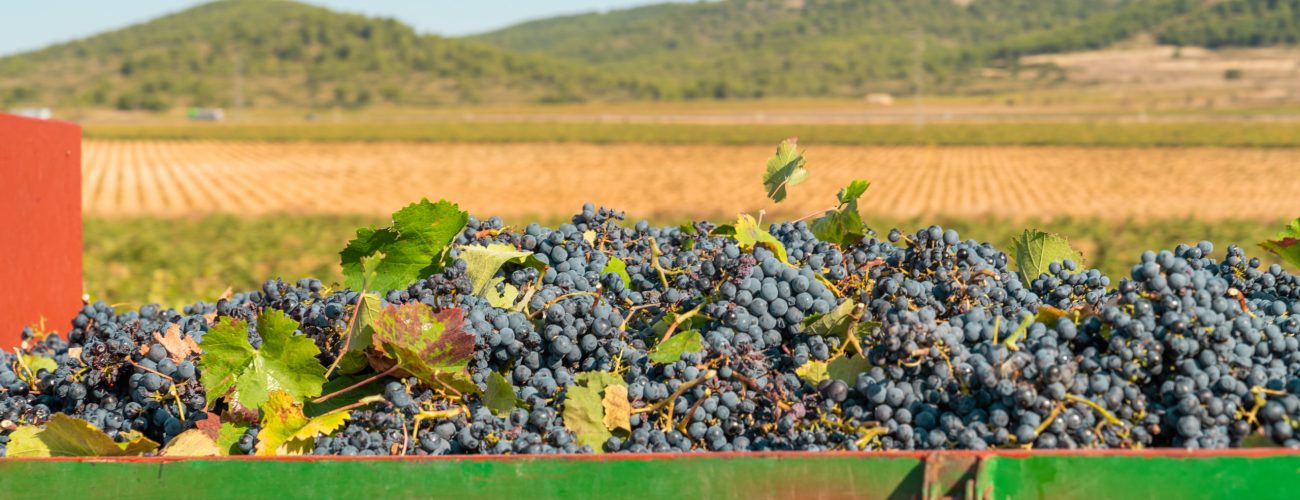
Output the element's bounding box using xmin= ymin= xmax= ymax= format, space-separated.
xmin=319 ymin=395 xmax=385 ymax=418
xmin=312 ymin=365 xmax=401 ymax=404
xmin=324 ymin=291 xmax=370 ymax=379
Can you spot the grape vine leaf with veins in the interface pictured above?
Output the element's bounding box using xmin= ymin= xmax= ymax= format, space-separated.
xmin=340 ymin=199 xmax=468 ymax=292
xmin=734 ymin=213 xmax=791 ymax=264
xmin=7 ymin=414 xmax=159 ymax=457
xmin=369 ymin=303 xmax=475 ymax=390
xmin=563 ymin=371 xmax=628 ymax=453
xmin=1012 ymin=229 xmax=1084 ymax=286
xmin=762 ymin=137 xmax=808 ymax=202
xmin=1260 ymin=218 xmax=1300 ymax=269
xmin=200 ymin=310 xmax=327 ymax=409
xmin=811 ymin=180 xmax=870 ymax=248
xmin=256 ymin=390 xmax=351 ymax=456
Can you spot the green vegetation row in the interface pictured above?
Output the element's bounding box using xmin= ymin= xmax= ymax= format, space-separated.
xmin=84 ymin=214 xmax=1290 ymax=309
xmin=3 ymin=0 xmax=1298 ymax=109
xmin=82 ymin=121 xmax=1300 ymax=148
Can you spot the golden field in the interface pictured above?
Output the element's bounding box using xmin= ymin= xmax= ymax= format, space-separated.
xmin=82 ymin=140 xmax=1300 ymax=221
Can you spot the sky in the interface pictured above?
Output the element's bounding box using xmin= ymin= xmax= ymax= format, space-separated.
xmin=0 ymin=0 xmax=690 ymax=56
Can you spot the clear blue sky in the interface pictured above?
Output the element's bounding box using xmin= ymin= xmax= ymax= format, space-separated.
xmin=0 ymin=0 xmax=689 ymax=56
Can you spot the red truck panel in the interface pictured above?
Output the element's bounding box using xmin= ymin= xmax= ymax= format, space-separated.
xmin=0 ymin=113 xmax=82 ymax=349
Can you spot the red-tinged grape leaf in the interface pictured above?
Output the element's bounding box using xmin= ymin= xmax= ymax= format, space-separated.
xmin=256 ymin=390 xmax=350 ymax=456
xmin=734 ymin=213 xmax=791 ymax=264
xmin=199 ymin=310 xmax=327 ymax=409
xmin=194 ymin=414 xmax=222 ymax=440
xmin=340 ymin=199 xmax=468 ymax=293
xmin=217 ymin=421 xmax=250 ymax=455
xmin=1260 ymin=219 xmax=1300 ymax=270
xmin=1013 ymin=230 xmax=1084 ymax=286
xmin=648 ymin=330 xmax=703 ymax=364
xmin=153 ymin=323 xmax=201 ymax=364
xmin=7 ymin=414 xmax=159 ymax=457
xmin=370 ymin=304 xmax=474 ymax=387
xmin=601 ymin=384 xmax=632 ymax=433
xmin=161 ymin=429 xmax=223 ymax=457
xmin=762 ymin=137 xmax=808 ymax=203
xmin=796 ymin=360 xmax=829 ymax=386
xmin=484 ymin=371 xmax=518 ymax=418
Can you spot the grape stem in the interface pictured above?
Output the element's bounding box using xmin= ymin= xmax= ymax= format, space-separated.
xmin=659 ymin=304 xmax=702 ymax=343
xmin=312 ymin=365 xmax=402 ymax=404
xmin=632 ymin=370 xmax=716 ymax=415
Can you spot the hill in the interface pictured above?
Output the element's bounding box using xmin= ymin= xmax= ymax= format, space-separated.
xmin=475 ymin=0 xmax=1300 ymax=99
xmin=0 ymin=0 xmax=645 ymax=110
xmin=1 ymin=0 xmax=1296 ymax=109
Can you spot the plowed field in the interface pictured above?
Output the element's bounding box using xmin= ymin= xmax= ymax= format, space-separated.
xmin=82 ymin=141 xmax=1300 ymax=221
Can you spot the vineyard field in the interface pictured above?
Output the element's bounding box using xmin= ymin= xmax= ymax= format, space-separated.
xmin=83 ymin=140 xmax=1300 ymax=221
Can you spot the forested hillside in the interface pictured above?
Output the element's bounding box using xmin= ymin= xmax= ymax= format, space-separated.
xmin=1 ymin=0 xmax=1296 ymax=109
xmin=0 ymin=0 xmax=647 ymax=110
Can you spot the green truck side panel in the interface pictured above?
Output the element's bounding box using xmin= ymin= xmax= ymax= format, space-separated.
xmin=0 ymin=455 xmax=923 ymax=500
xmin=977 ymin=454 xmax=1300 ymax=500
xmin=1 ymin=453 xmax=1297 ymax=500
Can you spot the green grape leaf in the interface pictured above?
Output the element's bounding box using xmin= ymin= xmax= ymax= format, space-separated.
xmin=563 ymin=371 xmax=627 ymax=453
xmin=484 ymin=371 xmax=518 ymax=417
xmin=837 ymin=179 xmax=871 ymax=205
xmin=827 ymin=356 xmax=872 ymax=384
xmin=161 ymin=429 xmax=223 ymax=457
xmin=20 ymin=354 xmax=57 ymax=377
xmin=762 ymin=137 xmax=808 ymax=202
xmin=217 ymin=421 xmax=250 ymax=455
xmin=199 ymin=310 xmax=327 ymax=409
xmin=340 ymin=199 xmax=468 ymax=292
xmin=484 ymin=278 xmax=521 ymax=308
xmin=256 ymin=390 xmax=351 ymax=456
xmin=459 ymin=243 xmax=539 ymax=296
xmin=802 ymin=300 xmax=856 ymax=337
xmin=337 ymin=292 xmax=383 ymax=375
xmin=795 ymin=360 xmax=829 ymax=386
xmin=1260 ymin=218 xmax=1300 ymax=270
xmin=734 ymin=214 xmax=790 ymax=264
xmin=575 ymin=371 xmax=626 ymax=390
xmin=811 ymin=207 xmax=866 ymax=249
xmin=1012 ymin=229 xmax=1083 ymax=285
xmin=648 ymin=330 xmax=703 ymax=364
xmin=811 ymin=180 xmax=870 ymax=248
xmin=602 ymin=255 xmax=632 ymax=288
xmin=7 ymin=414 xmax=160 ymax=457
xmin=370 ymin=303 xmax=474 ymax=387
xmin=710 ymin=224 xmax=736 ymax=237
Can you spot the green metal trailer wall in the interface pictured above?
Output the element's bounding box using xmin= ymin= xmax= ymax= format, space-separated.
xmin=0 ymin=450 xmax=1295 ymax=500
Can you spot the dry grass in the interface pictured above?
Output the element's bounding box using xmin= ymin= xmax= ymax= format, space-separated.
xmin=82 ymin=140 xmax=1300 ymax=221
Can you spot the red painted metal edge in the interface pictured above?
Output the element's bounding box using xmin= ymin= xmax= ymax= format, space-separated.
xmin=0 ymin=113 xmax=82 ymax=350
xmin=3 ymin=448 xmax=1297 ymax=463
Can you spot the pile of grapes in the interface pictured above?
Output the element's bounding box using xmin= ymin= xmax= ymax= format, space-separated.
xmin=2 ymin=198 xmax=1299 ymax=457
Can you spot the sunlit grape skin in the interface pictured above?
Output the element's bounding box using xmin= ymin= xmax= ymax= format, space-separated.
xmin=2 ymin=204 xmax=1299 ymax=456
